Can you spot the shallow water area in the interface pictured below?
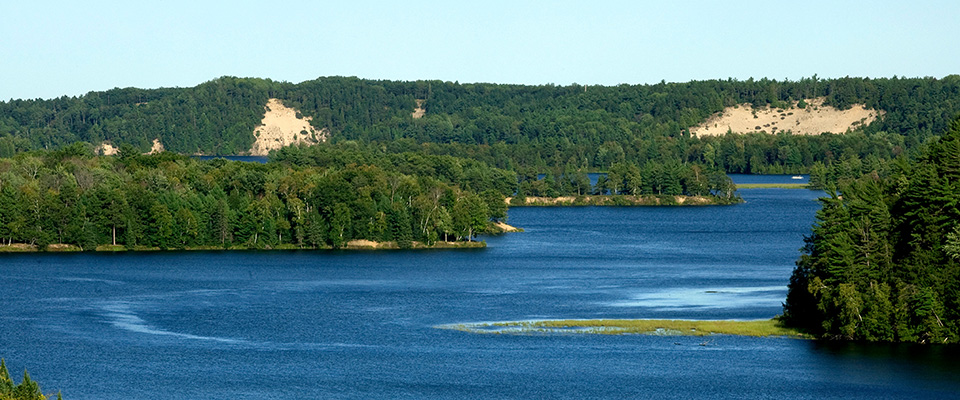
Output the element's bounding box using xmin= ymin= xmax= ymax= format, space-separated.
xmin=2 ymin=187 xmax=959 ymax=399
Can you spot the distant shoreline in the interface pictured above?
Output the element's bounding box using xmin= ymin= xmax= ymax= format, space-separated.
xmin=506 ymin=195 xmax=742 ymax=207
xmin=736 ymin=183 xmax=811 ymax=189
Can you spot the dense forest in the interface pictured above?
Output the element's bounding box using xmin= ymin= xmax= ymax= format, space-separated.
xmin=1 ymin=76 xmax=959 ymax=178
xmin=782 ymin=116 xmax=960 ymax=343
xmin=0 ymin=140 xmax=737 ymax=251
xmin=271 ymin=143 xmax=738 ymax=202
xmin=0 ymin=143 xmax=520 ymax=250
xmin=0 ymin=359 xmax=56 ymax=400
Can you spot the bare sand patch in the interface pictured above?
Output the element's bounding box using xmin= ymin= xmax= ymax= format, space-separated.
xmin=148 ymin=138 xmax=165 ymax=154
xmin=346 ymin=239 xmax=381 ymax=248
xmin=97 ymin=140 xmax=162 ymax=156
xmin=412 ymin=99 xmax=426 ymax=119
xmin=493 ymin=221 xmax=522 ymax=232
xmin=98 ymin=143 xmax=119 ymax=156
xmin=691 ymin=98 xmax=880 ymax=137
xmin=250 ymin=98 xmax=328 ymax=156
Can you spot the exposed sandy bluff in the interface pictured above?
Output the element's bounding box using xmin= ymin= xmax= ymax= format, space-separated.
xmin=690 ymin=98 xmax=880 ymax=137
xmin=250 ymin=98 xmax=328 ymax=155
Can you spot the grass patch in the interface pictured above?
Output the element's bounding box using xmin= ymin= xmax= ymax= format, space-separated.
xmin=95 ymin=244 xmax=127 ymax=252
xmin=0 ymin=244 xmax=38 ymax=252
xmin=44 ymin=244 xmax=83 ymax=252
xmin=736 ymin=183 xmax=810 ymax=189
xmin=439 ymin=318 xmax=810 ymax=338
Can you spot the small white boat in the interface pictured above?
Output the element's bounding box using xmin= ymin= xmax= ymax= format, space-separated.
xmin=791 ymin=175 xmax=803 ymax=180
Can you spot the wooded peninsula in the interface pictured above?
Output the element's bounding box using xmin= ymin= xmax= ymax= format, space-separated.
xmin=783 ymin=116 xmax=960 ymax=344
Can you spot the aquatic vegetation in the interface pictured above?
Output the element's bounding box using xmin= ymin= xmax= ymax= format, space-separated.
xmin=438 ymin=318 xmax=810 ymax=338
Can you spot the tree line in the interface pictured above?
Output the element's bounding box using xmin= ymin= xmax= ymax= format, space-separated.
xmin=0 ymin=143 xmax=513 ymax=250
xmin=783 ymin=116 xmax=960 ymax=343
xmin=271 ymin=141 xmax=738 ymax=201
xmin=513 ymin=161 xmax=736 ymax=201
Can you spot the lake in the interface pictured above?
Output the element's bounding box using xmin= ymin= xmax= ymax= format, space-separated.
xmin=2 ymin=187 xmax=959 ymax=399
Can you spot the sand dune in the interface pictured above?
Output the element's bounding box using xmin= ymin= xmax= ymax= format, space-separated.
xmin=691 ymin=97 xmax=880 ymax=137
xmin=250 ymin=98 xmax=328 ymax=155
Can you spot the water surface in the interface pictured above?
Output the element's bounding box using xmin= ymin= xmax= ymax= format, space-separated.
xmin=2 ymin=188 xmax=958 ymax=399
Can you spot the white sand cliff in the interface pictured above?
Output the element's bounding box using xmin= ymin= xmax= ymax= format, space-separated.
xmin=250 ymin=98 xmax=328 ymax=156
xmin=691 ymin=97 xmax=880 ymax=136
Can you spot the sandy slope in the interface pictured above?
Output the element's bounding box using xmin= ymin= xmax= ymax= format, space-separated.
xmin=691 ymin=97 xmax=880 ymax=136
xmin=148 ymin=138 xmax=165 ymax=154
xmin=412 ymin=99 xmax=426 ymax=119
xmin=250 ymin=98 xmax=327 ymax=155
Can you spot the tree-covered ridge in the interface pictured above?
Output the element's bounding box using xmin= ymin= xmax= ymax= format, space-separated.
xmin=783 ymin=116 xmax=960 ymax=343
xmin=1 ymin=76 xmax=958 ymax=176
xmin=0 ymin=143 xmax=513 ymax=251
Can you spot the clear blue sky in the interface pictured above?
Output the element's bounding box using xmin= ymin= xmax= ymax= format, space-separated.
xmin=2 ymin=0 xmax=958 ymax=100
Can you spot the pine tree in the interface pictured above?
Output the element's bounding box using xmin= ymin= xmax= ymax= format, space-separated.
xmin=0 ymin=359 xmax=12 ymax=396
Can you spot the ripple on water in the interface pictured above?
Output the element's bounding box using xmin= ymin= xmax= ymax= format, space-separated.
xmin=606 ymin=286 xmax=787 ymax=310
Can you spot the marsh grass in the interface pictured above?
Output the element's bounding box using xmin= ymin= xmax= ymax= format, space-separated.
xmin=440 ymin=319 xmax=810 ymax=338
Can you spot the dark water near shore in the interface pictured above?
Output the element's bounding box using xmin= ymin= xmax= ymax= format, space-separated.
xmin=2 ymin=188 xmax=959 ymax=399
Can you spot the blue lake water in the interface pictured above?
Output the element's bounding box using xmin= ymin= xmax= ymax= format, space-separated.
xmin=2 ymin=188 xmax=959 ymax=399
xmin=729 ymin=174 xmax=808 ymax=184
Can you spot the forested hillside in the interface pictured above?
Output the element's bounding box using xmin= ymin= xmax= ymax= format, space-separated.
xmin=1 ymin=76 xmax=959 ymax=176
xmin=783 ymin=116 xmax=960 ymax=343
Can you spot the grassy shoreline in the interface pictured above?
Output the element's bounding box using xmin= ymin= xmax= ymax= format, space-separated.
xmin=438 ymin=318 xmax=810 ymax=338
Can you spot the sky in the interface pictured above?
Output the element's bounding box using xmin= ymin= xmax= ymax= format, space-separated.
xmin=1 ymin=0 xmax=958 ymax=100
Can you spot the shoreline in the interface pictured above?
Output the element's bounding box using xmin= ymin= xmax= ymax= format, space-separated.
xmin=736 ymin=183 xmax=811 ymax=189
xmin=506 ymin=195 xmax=741 ymax=207
xmin=0 ymin=240 xmax=486 ymax=253
xmin=437 ymin=318 xmax=810 ymax=339
xmin=491 ymin=221 xmax=523 ymax=233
